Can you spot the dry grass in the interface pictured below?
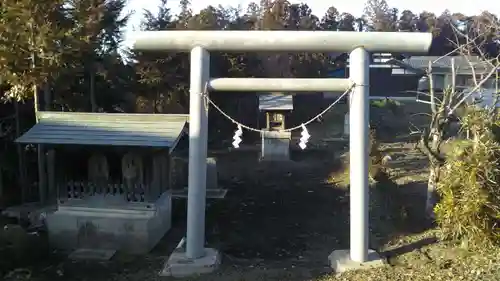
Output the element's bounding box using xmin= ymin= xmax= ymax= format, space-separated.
xmin=181 ymin=231 xmax=500 ymax=281
xmin=317 ymin=103 xmax=500 ymax=281
xmin=320 ymin=239 xmax=500 ymax=281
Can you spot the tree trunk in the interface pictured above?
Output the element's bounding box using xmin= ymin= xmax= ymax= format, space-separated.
xmin=43 ymin=83 xmax=51 ymax=111
xmin=36 ymin=84 xmax=50 ymax=204
xmin=426 ymin=164 xmax=440 ymax=219
xmin=90 ymin=70 xmax=97 ymax=112
xmin=424 ymin=127 xmax=443 ymax=219
xmin=0 ymin=164 xmax=4 ymax=208
xmin=34 ymin=82 xmax=51 ymax=204
xmin=15 ymin=101 xmax=28 ymax=203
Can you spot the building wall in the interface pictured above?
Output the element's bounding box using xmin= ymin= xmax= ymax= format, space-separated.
xmin=418 ymin=74 xmax=499 ymax=92
xmin=418 ymin=74 xmax=446 ymax=91
xmin=324 ymin=67 xmax=420 ymax=98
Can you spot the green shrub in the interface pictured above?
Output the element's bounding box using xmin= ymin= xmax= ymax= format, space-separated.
xmin=370 ymin=98 xmax=402 ymax=109
xmin=434 ymin=108 xmax=500 ymax=248
xmin=369 ymin=98 xmax=405 ymax=134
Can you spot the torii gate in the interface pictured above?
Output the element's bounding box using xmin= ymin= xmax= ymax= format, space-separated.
xmin=133 ymin=31 xmax=432 ymax=276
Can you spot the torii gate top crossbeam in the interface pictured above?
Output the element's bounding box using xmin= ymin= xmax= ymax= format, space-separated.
xmin=132 ymin=31 xmax=432 ymax=53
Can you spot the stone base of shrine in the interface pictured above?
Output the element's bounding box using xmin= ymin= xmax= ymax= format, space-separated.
xmin=159 ymin=247 xmax=221 ymax=278
xmin=260 ymin=130 xmax=291 ymax=161
xmin=46 ymin=192 xmax=172 ymax=254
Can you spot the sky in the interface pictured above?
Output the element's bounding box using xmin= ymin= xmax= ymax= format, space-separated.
xmin=122 ymin=0 xmax=500 ymax=48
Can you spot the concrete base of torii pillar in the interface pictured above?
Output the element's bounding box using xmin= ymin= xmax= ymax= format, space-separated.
xmin=159 ymin=247 xmax=221 ymax=278
xmin=328 ymin=249 xmax=385 ymax=274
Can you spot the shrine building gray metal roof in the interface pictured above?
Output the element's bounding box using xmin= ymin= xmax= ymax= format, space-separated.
xmin=258 ymin=94 xmax=294 ymax=111
xmin=15 ymin=112 xmax=188 ymax=150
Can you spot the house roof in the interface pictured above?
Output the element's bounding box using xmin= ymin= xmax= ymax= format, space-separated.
xmin=391 ymin=56 xmax=496 ymax=75
xmin=16 ymin=112 xmax=188 ymax=150
xmin=259 ymin=94 xmax=293 ymax=111
xmin=344 ymin=52 xmax=398 ymax=68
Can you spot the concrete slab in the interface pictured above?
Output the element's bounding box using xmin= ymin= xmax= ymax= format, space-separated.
xmin=2 ymin=203 xmax=57 ymax=227
xmin=171 ymin=188 xmax=228 ymax=199
xmin=159 ymin=248 xmax=221 ymax=278
xmin=328 ymin=249 xmax=385 ymax=274
xmin=69 ymin=248 xmax=116 ymax=261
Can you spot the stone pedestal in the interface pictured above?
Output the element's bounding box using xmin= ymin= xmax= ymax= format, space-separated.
xmin=171 ymin=157 xmax=227 ymax=199
xmin=46 ymin=192 xmax=172 ymax=254
xmin=260 ymin=130 xmax=291 ymax=161
xmin=344 ymin=112 xmax=349 ymax=136
xmin=206 ymin=157 xmax=218 ymax=190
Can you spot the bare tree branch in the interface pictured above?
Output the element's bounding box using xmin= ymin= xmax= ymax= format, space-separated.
xmin=414 ymin=17 xmax=500 ymax=219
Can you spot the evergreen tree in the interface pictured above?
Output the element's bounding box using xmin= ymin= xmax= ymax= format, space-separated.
xmin=0 ymin=0 xmax=69 ymax=104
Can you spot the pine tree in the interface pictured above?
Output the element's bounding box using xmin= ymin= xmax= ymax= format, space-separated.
xmin=0 ymin=0 xmax=69 ymax=104
xmin=61 ymin=0 xmax=129 ymax=111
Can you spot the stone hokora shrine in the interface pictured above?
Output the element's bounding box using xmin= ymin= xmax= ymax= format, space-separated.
xmin=15 ymin=112 xmax=191 ymax=255
xmin=259 ymin=94 xmax=293 ymax=161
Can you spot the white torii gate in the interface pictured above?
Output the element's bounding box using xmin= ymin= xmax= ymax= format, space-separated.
xmin=133 ymin=31 xmax=432 ymax=276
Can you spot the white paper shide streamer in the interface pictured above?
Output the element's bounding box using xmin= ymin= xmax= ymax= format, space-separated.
xmin=232 ymin=124 xmax=243 ymax=148
xmin=298 ymin=124 xmax=310 ymax=150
